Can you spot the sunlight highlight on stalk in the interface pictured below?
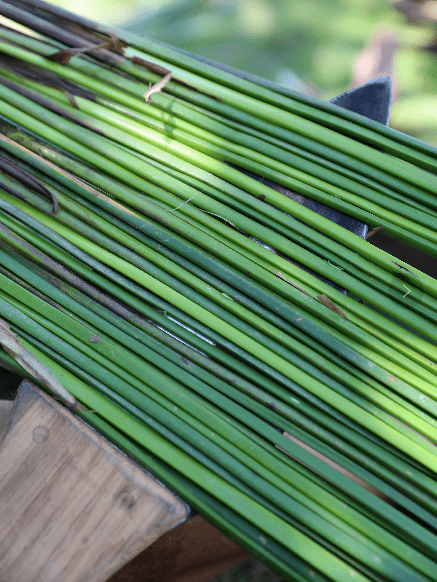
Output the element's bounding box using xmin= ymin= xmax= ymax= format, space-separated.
xmin=0 ymin=2 xmax=436 ymax=580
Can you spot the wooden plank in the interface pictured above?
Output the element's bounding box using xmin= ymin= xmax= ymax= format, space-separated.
xmin=0 ymin=399 xmax=14 ymax=442
xmin=0 ymin=380 xmax=189 ymax=582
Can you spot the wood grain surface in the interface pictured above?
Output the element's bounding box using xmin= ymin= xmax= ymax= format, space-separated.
xmin=0 ymin=399 xmax=13 ymax=442
xmin=0 ymin=380 xmax=189 ymax=582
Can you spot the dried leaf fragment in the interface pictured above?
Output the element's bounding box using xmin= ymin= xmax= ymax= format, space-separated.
xmin=317 ymin=295 xmax=350 ymax=321
xmin=275 ymin=271 xmax=312 ymax=297
xmin=143 ymin=72 xmax=172 ymax=104
xmin=366 ymin=225 xmax=384 ymax=239
xmin=131 ymin=56 xmax=171 ymax=77
xmin=48 ymin=35 xmax=122 ymax=65
xmin=131 ymin=56 xmax=210 ymax=92
xmin=49 ymin=47 xmax=85 ymax=66
xmin=108 ymin=33 xmax=125 ymax=54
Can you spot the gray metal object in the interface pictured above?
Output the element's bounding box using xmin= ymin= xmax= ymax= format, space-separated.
xmin=330 ymin=76 xmax=392 ymax=127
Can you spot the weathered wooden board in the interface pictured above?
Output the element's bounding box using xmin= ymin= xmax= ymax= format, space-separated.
xmin=0 ymin=399 xmax=14 ymax=442
xmin=0 ymin=380 xmax=189 ymax=582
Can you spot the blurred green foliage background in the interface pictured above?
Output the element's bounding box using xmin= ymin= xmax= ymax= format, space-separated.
xmin=47 ymin=0 xmax=437 ymax=144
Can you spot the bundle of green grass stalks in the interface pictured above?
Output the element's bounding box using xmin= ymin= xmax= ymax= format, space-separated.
xmin=1 ymin=1 xmax=437 ymax=580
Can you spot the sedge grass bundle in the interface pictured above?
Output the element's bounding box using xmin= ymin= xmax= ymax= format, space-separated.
xmin=0 ymin=1 xmax=437 ymax=580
